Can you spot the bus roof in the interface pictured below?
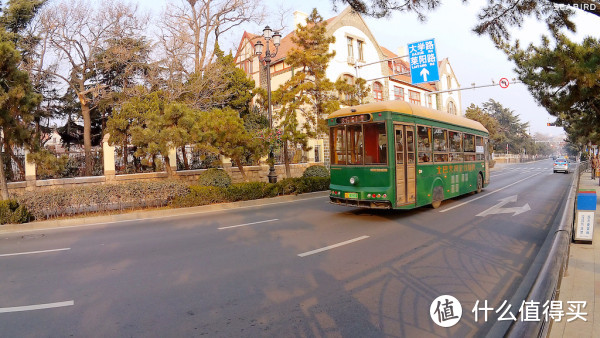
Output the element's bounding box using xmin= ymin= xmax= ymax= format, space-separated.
xmin=328 ymin=101 xmax=489 ymax=134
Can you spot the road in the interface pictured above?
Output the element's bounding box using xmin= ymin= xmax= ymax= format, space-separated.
xmin=0 ymin=159 xmax=573 ymax=337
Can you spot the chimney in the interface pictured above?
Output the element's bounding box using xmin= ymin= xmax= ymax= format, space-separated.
xmin=294 ymin=10 xmax=308 ymax=27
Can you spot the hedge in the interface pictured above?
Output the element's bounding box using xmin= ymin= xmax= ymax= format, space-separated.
xmin=16 ymin=180 xmax=190 ymax=220
xmin=171 ymin=177 xmax=330 ymax=208
xmin=6 ymin=176 xmax=330 ymax=222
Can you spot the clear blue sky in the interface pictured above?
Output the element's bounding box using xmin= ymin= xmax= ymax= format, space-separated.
xmin=133 ymin=0 xmax=599 ymax=137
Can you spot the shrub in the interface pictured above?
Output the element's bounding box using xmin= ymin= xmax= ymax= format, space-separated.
xmin=0 ymin=199 xmax=31 ymax=224
xmin=302 ymin=165 xmax=329 ymax=178
xmin=172 ymin=177 xmax=330 ymax=208
xmin=170 ymin=186 xmax=228 ymax=208
xmin=225 ymin=182 xmax=272 ymax=201
xmin=197 ymin=168 xmax=232 ymax=188
xmin=17 ymin=180 xmax=189 ymax=219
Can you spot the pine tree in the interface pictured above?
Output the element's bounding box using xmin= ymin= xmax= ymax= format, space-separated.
xmin=272 ymin=8 xmax=338 ymax=177
xmin=0 ymin=0 xmax=43 ymax=199
xmin=504 ymin=32 xmax=600 ymax=145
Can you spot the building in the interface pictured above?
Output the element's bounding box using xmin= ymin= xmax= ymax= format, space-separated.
xmin=235 ymin=6 xmax=463 ymax=164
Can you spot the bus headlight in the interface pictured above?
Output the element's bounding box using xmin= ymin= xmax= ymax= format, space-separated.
xmin=349 ymin=176 xmax=358 ymax=185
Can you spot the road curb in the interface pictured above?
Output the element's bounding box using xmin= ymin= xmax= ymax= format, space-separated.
xmin=0 ymin=191 xmax=330 ymax=234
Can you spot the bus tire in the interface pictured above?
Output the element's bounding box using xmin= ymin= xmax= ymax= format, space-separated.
xmin=476 ymin=173 xmax=483 ymax=193
xmin=431 ymin=186 xmax=444 ymax=209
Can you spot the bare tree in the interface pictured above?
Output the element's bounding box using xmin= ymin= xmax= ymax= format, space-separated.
xmin=159 ymin=0 xmax=265 ymax=74
xmin=37 ymin=0 xmax=146 ymax=176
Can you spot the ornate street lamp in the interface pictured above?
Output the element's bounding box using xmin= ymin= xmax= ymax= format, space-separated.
xmin=254 ymin=26 xmax=281 ymax=183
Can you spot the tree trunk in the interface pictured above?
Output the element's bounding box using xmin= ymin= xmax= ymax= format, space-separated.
xmin=283 ymin=141 xmax=291 ymax=178
xmin=181 ymin=146 xmax=189 ymax=170
xmin=122 ymin=140 xmax=128 ymax=174
xmin=165 ymin=155 xmax=173 ymax=178
xmin=0 ymin=138 xmax=10 ymax=200
xmin=81 ymin=101 xmax=93 ymax=176
xmin=234 ymin=157 xmax=248 ymax=182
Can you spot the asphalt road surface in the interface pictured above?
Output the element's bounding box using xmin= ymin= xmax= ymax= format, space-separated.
xmin=0 ymin=159 xmax=573 ymax=337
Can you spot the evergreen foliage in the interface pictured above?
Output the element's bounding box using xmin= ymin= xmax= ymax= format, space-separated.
xmin=302 ymin=165 xmax=330 ymax=178
xmin=196 ymin=168 xmax=232 ymax=188
xmin=272 ymin=8 xmax=338 ymax=177
xmin=504 ymin=32 xmax=600 ymax=146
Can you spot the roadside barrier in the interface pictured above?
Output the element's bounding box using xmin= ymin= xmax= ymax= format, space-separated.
xmin=488 ymin=162 xmax=580 ymax=337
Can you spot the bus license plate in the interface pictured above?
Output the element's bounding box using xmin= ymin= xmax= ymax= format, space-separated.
xmin=345 ymin=192 xmax=358 ymax=199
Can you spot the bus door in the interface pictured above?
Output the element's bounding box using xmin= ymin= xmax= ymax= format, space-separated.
xmin=394 ymin=124 xmax=416 ymax=206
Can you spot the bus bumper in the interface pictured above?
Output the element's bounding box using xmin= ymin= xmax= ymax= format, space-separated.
xmin=329 ymin=196 xmax=392 ymax=209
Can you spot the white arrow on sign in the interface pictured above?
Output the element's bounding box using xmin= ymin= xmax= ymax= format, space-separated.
xmin=420 ymin=68 xmax=430 ymax=81
xmin=476 ymin=195 xmax=531 ymax=217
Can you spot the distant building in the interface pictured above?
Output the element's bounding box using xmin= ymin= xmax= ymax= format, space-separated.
xmin=235 ymin=6 xmax=464 ymax=164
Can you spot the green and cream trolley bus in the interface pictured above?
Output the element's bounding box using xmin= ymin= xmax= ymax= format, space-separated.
xmin=328 ymin=101 xmax=490 ymax=209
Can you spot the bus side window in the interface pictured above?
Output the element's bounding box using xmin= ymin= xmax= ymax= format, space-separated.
xmin=464 ymin=134 xmax=476 ymax=161
xmin=433 ymin=128 xmax=448 ymax=162
xmin=417 ymin=126 xmax=432 ymax=163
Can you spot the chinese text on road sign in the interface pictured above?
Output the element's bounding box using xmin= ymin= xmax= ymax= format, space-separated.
xmin=408 ymin=39 xmax=440 ymax=85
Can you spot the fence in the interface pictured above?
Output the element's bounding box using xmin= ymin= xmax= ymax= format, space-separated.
xmin=6 ymin=134 xmax=324 ymax=193
xmin=36 ymin=150 xmax=103 ymax=180
xmin=2 ymin=152 xmax=25 ymax=182
xmin=114 ymin=146 xmax=165 ymax=175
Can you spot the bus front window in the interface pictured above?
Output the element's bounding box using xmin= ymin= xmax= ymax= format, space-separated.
xmin=330 ymin=126 xmax=347 ymax=164
xmin=364 ymin=123 xmax=387 ymax=165
xmin=347 ymin=125 xmax=363 ymax=164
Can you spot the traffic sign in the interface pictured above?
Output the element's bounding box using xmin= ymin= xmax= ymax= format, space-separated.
xmin=408 ymin=39 xmax=440 ymax=85
xmin=499 ymin=78 xmax=509 ymax=88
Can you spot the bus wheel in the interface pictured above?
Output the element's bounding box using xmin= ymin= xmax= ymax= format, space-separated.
xmin=431 ymin=186 xmax=444 ymax=209
xmin=476 ymin=173 xmax=483 ymax=193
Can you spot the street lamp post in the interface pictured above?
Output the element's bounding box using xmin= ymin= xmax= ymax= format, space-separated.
xmin=254 ymin=26 xmax=281 ymax=183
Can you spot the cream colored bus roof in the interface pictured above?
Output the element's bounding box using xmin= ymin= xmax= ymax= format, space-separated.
xmin=328 ymin=101 xmax=488 ymax=134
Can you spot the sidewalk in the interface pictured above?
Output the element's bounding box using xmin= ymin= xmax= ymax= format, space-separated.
xmin=549 ymin=172 xmax=600 ymax=337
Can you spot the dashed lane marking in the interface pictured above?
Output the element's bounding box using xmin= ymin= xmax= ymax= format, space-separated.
xmin=298 ymin=236 xmax=370 ymax=257
xmin=0 ymin=248 xmax=70 ymax=257
xmin=0 ymin=301 xmax=74 ymax=313
xmin=218 ymin=219 xmax=279 ymax=230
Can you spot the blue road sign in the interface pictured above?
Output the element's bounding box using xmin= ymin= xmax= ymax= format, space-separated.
xmin=408 ymin=39 xmax=440 ymax=85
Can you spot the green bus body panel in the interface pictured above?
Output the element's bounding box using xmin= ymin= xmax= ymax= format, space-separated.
xmin=330 ymin=166 xmax=394 ymax=201
xmin=328 ymin=102 xmax=489 ymax=210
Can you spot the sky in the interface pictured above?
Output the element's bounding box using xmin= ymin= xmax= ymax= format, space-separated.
xmin=132 ymin=0 xmax=600 ymax=137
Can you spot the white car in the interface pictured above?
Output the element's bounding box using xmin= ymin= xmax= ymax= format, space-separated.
xmin=553 ymin=159 xmax=569 ymax=173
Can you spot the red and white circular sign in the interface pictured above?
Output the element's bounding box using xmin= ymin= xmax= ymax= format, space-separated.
xmin=499 ymin=78 xmax=510 ymax=88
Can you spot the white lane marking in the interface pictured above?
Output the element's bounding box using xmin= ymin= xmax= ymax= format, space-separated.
xmin=218 ymin=219 xmax=279 ymax=230
xmin=0 ymin=300 xmax=74 ymax=313
xmin=5 ymin=194 xmax=328 ymax=234
xmin=0 ymin=248 xmax=70 ymax=257
xmin=298 ymin=236 xmax=370 ymax=257
xmin=439 ymin=173 xmax=542 ymax=213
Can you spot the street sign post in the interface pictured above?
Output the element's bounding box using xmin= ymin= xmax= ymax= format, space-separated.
xmin=499 ymin=78 xmax=509 ymax=88
xmin=408 ymin=39 xmax=440 ymax=85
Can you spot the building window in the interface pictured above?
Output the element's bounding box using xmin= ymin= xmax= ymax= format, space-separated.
xmin=347 ymin=37 xmax=354 ymax=60
xmin=448 ymin=101 xmax=456 ymax=115
xmin=373 ymin=82 xmax=383 ymax=101
xmin=394 ymin=86 xmax=404 ymax=101
xmin=357 ymin=40 xmax=364 ymax=61
xmin=409 ymin=90 xmax=421 ymax=105
xmin=447 ymin=75 xmax=452 ymax=90
xmin=427 ymin=94 xmax=432 ymax=108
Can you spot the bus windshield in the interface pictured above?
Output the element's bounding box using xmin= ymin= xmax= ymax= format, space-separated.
xmin=330 ymin=122 xmax=387 ymax=165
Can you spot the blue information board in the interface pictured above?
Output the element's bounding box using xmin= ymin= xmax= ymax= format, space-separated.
xmin=408 ymin=39 xmax=440 ymax=85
